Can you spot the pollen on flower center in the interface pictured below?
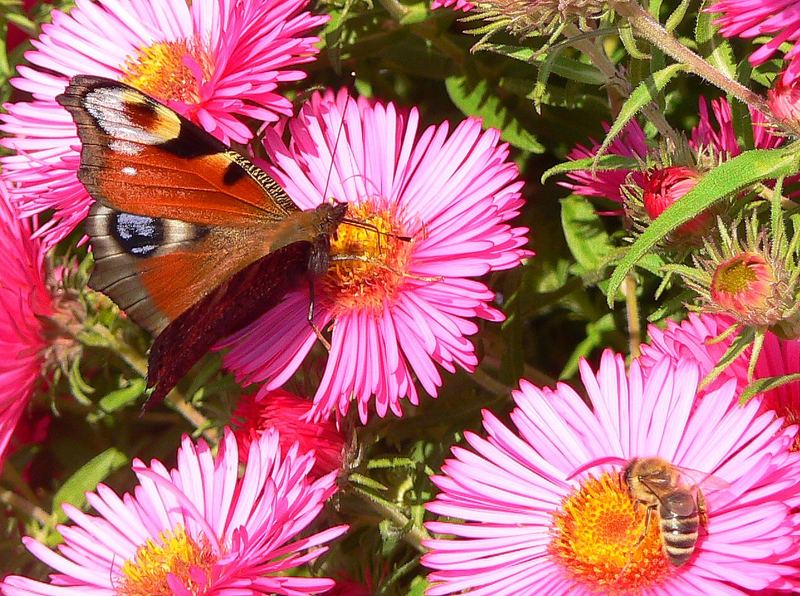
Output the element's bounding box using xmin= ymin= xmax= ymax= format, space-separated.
xmin=322 ymin=203 xmax=412 ymax=313
xmin=117 ymin=525 xmax=217 ymax=595
xmin=710 ymin=252 xmax=775 ymax=314
xmin=549 ymin=473 xmax=670 ymax=592
xmin=121 ymin=39 xmax=214 ymax=104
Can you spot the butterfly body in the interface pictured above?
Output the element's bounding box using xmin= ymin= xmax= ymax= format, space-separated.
xmin=57 ymin=75 xmax=345 ymax=403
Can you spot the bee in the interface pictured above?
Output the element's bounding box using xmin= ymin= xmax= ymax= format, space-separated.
xmin=623 ymin=457 xmax=708 ymax=567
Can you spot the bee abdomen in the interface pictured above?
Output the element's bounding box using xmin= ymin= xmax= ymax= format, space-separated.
xmin=659 ymin=490 xmax=700 ymax=567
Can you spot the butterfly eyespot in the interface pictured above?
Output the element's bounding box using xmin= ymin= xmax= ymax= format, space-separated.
xmin=112 ymin=212 xmax=164 ymax=257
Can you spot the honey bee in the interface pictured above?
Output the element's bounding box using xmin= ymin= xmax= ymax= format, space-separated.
xmin=623 ymin=457 xmax=708 ymax=567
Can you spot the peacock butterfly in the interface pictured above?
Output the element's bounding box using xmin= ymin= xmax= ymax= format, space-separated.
xmin=57 ymin=75 xmax=347 ymax=405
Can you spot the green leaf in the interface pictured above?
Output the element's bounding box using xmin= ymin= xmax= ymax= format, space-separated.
xmin=542 ymin=155 xmax=641 ymax=184
xmin=740 ymin=373 xmax=800 ymax=404
xmin=699 ymin=327 xmax=754 ymax=391
xmin=696 ymin=3 xmax=736 ymax=79
xmin=561 ymin=195 xmax=613 ymax=271
xmin=446 ymin=74 xmax=544 ymax=153
xmin=607 ymin=147 xmax=800 ymax=305
xmin=51 ymin=448 xmax=128 ymax=523
xmin=97 ymin=378 xmax=146 ymax=413
xmin=484 ymin=43 xmax=605 ymax=84
xmin=665 ymin=0 xmax=694 ymax=32
xmin=594 ymin=64 xmax=684 ymax=165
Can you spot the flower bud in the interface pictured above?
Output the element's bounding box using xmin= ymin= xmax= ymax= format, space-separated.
xmin=641 ymin=166 xmax=712 ymax=238
xmin=768 ymin=77 xmax=800 ymax=127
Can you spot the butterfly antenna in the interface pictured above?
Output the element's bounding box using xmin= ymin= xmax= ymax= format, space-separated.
xmin=321 ymin=72 xmax=356 ymax=205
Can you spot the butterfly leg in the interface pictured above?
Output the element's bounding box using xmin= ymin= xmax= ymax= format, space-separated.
xmin=307 ymin=278 xmax=332 ymax=351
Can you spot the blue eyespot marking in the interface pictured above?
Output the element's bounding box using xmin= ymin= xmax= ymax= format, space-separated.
xmin=112 ymin=212 xmax=164 ymax=257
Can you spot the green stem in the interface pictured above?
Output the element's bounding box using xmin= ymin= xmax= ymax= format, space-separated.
xmin=0 ymin=489 xmax=50 ymax=526
xmin=87 ymin=325 xmax=218 ymax=443
xmin=377 ymin=0 xmax=409 ymax=20
xmin=564 ymin=23 xmax=679 ymax=144
xmin=348 ymin=484 xmax=430 ymax=553
xmin=608 ymin=0 xmax=786 ymax=129
xmin=624 ymin=274 xmax=641 ymax=357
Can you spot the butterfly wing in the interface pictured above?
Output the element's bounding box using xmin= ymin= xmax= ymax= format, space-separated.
xmin=146 ymin=241 xmax=313 ymax=405
xmin=57 ymin=75 xmax=302 ymax=335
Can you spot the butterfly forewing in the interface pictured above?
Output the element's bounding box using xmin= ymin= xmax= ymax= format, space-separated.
xmin=58 ymin=75 xmax=347 ymax=402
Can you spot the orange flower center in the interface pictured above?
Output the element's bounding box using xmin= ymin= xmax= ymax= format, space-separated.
xmin=121 ymin=39 xmax=214 ymax=104
xmin=117 ymin=525 xmax=217 ymax=595
xmin=322 ymin=203 xmax=412 ymax=314
xmin=549 ymin=473 xmax=671 ymax=592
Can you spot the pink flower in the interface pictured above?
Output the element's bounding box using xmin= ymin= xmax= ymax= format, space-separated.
xmin=769 ymin=75 xmax=800 ymax=126
xmin=0 ymin=0 xmax=327 ymax=249
xmin=231 ymin=389 xmax=347 ymax=478
xmin=1 ymin=429 xmax=348 ymax=594
xmin=640 ymin=313 xmax=800 ymax=437
xmin=0 ymin=183 xmax=52 ymax=473
xmin=219 ymin=89 xmax=531 ymax=423
xmin=422 ymin=351 xmax=800 ymax=594
xmin=431 ymin=0 xmax=475 ymax=10
xmin=689 ymin=97 xmax=783 ymax=156
xmin=708 ymin=0 xmax=800 ymax=85
xmin=639 ymin=313 xmax=746 ymax=397
xmin=563 ymin=97 xmax=783 ymax=204
xmin=561 ymin=121 xmax=648 ymax=205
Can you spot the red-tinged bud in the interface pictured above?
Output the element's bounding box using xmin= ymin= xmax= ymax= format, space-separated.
xmin=710 ymin=252 xmax=776 ymax=317
xmin=768 ymin=77 xmax=800 ymax=127
xmin=641 ymin=166 xmax=712 ymax=238
xmin=231 ymin=389 xmax=347 ymax=479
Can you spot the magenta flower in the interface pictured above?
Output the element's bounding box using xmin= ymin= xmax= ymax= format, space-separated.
xmin=1 ymin=429 xmax=348 ymax=594
xmin=422 ymin=351 xmax=800 ymax=594
xmin=431 ymin=0 xmax=475 ymax=10
xmin=561 ymin=121 xmax=648 ymax=205
xmin=708 ymin=0 xmax=800 ymax=85
xmin=0 ymin=183 xmax=52 ymax=473
xmin=0 ymin=0 xmax=327 ymax=249
xmin=563 ymin=97 xmax=783 ymax=204
xmin=231 ymin=389 xmax=347 ymax=478
xmin=218 ymin=89 xmax=531 ymax=423
xmin=640 ymin=313 xmax=800 ymax=433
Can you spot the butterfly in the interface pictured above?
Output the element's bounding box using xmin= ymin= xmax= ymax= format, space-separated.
xmin=57 ymin=75 xmax=347 ymax=405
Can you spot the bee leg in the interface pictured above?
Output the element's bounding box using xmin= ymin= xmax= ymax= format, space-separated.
xmin=616 ymin=503 xmax=655 ymax=583
xmin=698 ymin=489 xmax=707 ymax=527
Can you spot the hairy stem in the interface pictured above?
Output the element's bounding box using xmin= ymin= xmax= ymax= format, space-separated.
xmin=608 ymin=0 xmax=788 ymax=129
xmin=88 ymin=325 xmax=218 ymax=443
xmin=565 ymin=24 xmax=679 ymax=143
xmin=624 ymin=274 xmax=641 ymax=357
xmin=349 ymin=483 xmax=430 ymax=553
xmin=0 ymin=489 xmax=50 ymax=526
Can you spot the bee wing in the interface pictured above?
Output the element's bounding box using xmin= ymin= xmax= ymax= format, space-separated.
xmin=674 ymin=465 xmax=731 ymax=493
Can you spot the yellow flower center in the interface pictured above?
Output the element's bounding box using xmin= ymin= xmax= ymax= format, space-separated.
xmin=322 ymin=203 xmax=413 ymax=314
xmin=549 ymin=473 xmax=670 ymax=592
xmin=121 ymin=39 xmax=214 ymax=104
xmin=117 ymin=525 xmax=217 ymax=595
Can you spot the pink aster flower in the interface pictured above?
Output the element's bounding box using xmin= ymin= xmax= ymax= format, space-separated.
xmin=708 ymin=0 xmax=800 ymax=85
xmin=0 ymin=0 xmax=327 ymax=249
xmin=561 ymin=121 xmax=648 ymax=205
xmin=640 ymin=313 xmax=800 ymax=439
xmin=231 ymin=389 xmax=347 ymax=478
xmin=0 ymin=183 xmax=53 ymax=473
xmin=1 ymin=429 xmax=348 ymax=594
xmin=422 ymin=351 xmax=800 ymax=594
xmin=218 ymin=89 xmax=531 ymax=423
xmin=431 ymin=0 xmax=475 ymax=10
xmin=769 ymin=75 xmax=800 ymax=126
